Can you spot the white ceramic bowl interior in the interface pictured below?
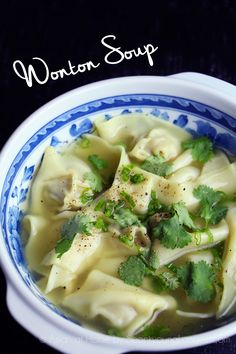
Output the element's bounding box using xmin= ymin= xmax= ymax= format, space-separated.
xmin=1 ymin=73 xmax=236 ymax=354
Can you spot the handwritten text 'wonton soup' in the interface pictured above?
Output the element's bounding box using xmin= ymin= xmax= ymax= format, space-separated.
xmin=12 ymin=35 xmax=158 ymax=87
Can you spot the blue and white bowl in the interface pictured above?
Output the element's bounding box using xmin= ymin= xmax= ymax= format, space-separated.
xmin=1 ymin=73 xmax=236 ymax=354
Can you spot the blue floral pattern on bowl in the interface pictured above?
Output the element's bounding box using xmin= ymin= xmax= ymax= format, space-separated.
xmin=1 ymin=93 xmax=236 ymax=323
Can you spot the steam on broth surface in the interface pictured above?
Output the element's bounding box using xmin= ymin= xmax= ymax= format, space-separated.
xmin=23 ymin=113 xmax=236 ymax=338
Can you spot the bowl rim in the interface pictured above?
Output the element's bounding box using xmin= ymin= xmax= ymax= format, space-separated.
xmin=1 ymin=74 xmax=236 ymax=352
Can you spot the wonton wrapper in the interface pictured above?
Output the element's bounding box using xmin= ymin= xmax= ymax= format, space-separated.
xmin=62 ymin=270 xmax=176 ymax=336
xmin=30 ymin=147 xmax=92 ymax=213
xmin=197 ymin=162 xmax=236 ymax=195
xmin=129 ymin=126 xmax=189 ymax=162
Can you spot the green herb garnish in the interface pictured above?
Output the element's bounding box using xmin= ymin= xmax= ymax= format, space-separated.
xmin=146 ymin=249 xmax=160 ymax=270
xmin=152 ymin=271 xmax=180 ymax=293
xmin=84 ymin=171 xmax=103 ymax=192
xmin=141 ymin=155 xmax=172 ymax=177
xmin=118 ymin=233 xmax=134 ymax=247
xmin=182 ymin=137 xmax=213 ymax=163
xmin=94 ymin=217 xmax=108 ymax=232
xmin=130 ymin=173 xmax=145 ymax=184
xmin=173 ymin=201 xmax=195 ymax=229
xmin=80 ymin=188 xmax=94 ymax=204
xmin=152 ymin=214 xmax=192 ymax=249
xmin=113 ymin=208 xmax=140 ymax=228
xmin=120 ymin=191 xmax=136 ymax=209
xmin=147 ymin=190 xmax=161 ymax=216
xmin=104 ymin=200 xmax=118 ymax=217
xmin=94 ymin=198 xmax=106 ymax=211
xmin=177 ymin=260 xmax=216 ymax=303
xmin=118 ymin=255 xmax=147 ymax=286
xmin=88 ymin=154 xmax=108 ymax=170
xmin=55 ymin=215 xmax=93 ymax=257
xmin=211 ymin=242 xmax=224 ymax=272
xmin=193 ymin=185 xmax=228 ymax=226
xmin=120 ymin=164 xmax=134 ymax=182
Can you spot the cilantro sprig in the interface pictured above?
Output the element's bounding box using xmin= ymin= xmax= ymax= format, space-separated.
xmin=147 ymin=190 xmax=162 ymax=216
xmin=193 ymin=185 xmax=228 ymax=226
xmin=84 ymin=171 xmax=103 ymax=192
xmin=80 ymin=188 xmax=94 ymax=204
xmin=152 ymin=271 xmax=180 ymax=293
xmin=176 ymin=260 xmax=216 ymax=303
xmin=141 ymin=155 xmax=173 ymax=177
xmin=113 ymin=208 xmax=140 ymax=228
xmin=182 ymin=137 xmax=213 ymax=163
xmin=118 ymin=255 xmax=147 ymax=286
xmin=152 ymin=214 xmax=192 ymax=249
xmin=55 ymin=215 xmax=93 ymax=258
xmin=151 ymin=201 xmax=195 ymax=249
xmin=118 ymin=247 xmax=160 ymax=286
xmin=94 ymin=195 xmax=139 ymax=229
xmin=88 ymin=154 xmax=108 ymax=170
xmin=173 ymin=201 xmax=195 ymax=229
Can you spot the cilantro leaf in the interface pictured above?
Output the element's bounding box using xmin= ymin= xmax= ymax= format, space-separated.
xmin=84 ymin=172 xmax=103 ymax=192
xmin=80 ymin=188 xmax=94 ymax=204
xmin=141 ymin=155 xmax=172 ymax=177
xmin=74 ymin=215 xmax=93 ymax=235
xmin=211 ymin=242 xmax=224 ymax=272
xmin=55 ymin=238 xmax=74 ymax=259
xmin=194 ymin=185 xmax=225 ymax=205
xmin=182 ymin=137 xmax=213 ymax=163
xmin=137 ymin=324 xmax=170 ymax=339
xmin=177 ymin=261 xmax=216 ymax=303
xmin=173 ymin=201 xmax=195 ymax=229
xmin=152 ymin=214 xmax=192 ymax=249
xmin=118 ymin=255 xmax=147 ymax=286
xmin=55 ymin=215 xmax=93 ymax=257
xmin=130 ymin=173 xmax=145 ymax=184
xmin=146 ymin=249 xmax=160 ymax=270
xmin=88 ymin=154 xmax=108 ymax=170
xmin=152 ymin=271 xmax=180 ymax=293
xmin=166 ymin=262 xmax=178 ymax=273
xmin=113 ymin=208 xmax=140 ymax=228
xmin=120 ymin=164 xmax=134 ymax=182
xmin=158 ymin=271 xmax=180 ymax=290
xmin=120 ymin=191 xmax=136 ymax=209
xmin=208 ymin=206 xmax=228 ymax=225
xmin=193 ymin=185 xmax=228 ymax=225
xmin=176 ymin=263 xmax=191 ymax=289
